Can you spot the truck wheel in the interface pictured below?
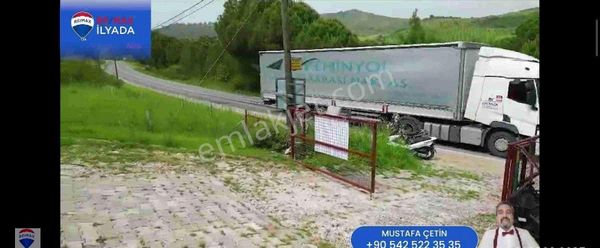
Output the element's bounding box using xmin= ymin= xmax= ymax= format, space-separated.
xmin=486 ymin=130 xmax=517 ymax=157
xmin=394 ymin=116 xmax=423 ymax=135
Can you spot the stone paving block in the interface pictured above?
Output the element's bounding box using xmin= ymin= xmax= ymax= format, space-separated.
xmin=122 ymin=239 xmax=140 ymax=248
xmin=115 ymin=186 xmax=128 ymax=192
xmin=247 ymin=235 xmax=266 ymax=246
xmin=78 ymin=223 xmax=99 ymax=247
xmin=112 ymin=219 xmax=130 ymax=232
xmin=96 ymin=223 xmax=118 ymax=240
xmin=155 ymin=229 xmax=176 ymax=245
xmin=61 ymin=164 xmax=315 ymax=248
xmin=62 ymin=200 xmax=76 ymax=213
xmin=102 ymin=238 xmax=122 ymax=248
xmin=63 ymin=224 xmax=81 ymax=242
xmin=120 ymin=232 xmax=138 ymax=242
xmin=66 ymin=241 xmax=83 ymax=248
xmin=147 ymin=240 xmax=164 ymax=248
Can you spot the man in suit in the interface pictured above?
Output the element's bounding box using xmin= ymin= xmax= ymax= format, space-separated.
xmin=478 ymin=201 xmax=539 ymax=248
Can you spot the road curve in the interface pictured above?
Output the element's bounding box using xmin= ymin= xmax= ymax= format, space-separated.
xmin=105 ymin=61 xmax=278 ymax=113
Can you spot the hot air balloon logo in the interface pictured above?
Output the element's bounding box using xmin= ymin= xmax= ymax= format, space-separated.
xmin=17 ymin=229 xmax=36 ymax=248
xmin=71 ymin=11 xmax=94 ymax=41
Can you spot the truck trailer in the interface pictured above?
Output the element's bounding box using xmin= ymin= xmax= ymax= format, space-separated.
xmin=259 ymin=42 xmax=539 ymax=157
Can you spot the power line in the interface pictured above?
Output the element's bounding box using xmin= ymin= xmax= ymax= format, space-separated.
xmin=153 ymin=0 xmax=205 ymax=29
xmin=162 ymin=0 xmax=217 ymax=28
xmin=152 ymin=0 xmax=211 ymax=30
xmin=199 ymin=2 xmax=258 ymax=84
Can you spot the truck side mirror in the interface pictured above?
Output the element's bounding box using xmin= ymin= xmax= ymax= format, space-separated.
xmin=530 ymin=104 xmax=538 ymax=111
xmin=525 ymin=80 xmax=537 ymax=110
xmin=526 ymin=91 xmax=537 ymax=110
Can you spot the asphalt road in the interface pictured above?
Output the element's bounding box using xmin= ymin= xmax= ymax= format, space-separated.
xmin=105 ymin=61 xmax=504 ymax=162
xmin=105 ymin=61 xmax=277 ymax=113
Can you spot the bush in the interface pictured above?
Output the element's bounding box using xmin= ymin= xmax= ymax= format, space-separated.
xmin=246 ymin=119 xmax=289 ymax=152
xmin=61 ymin=60 xmax=123 ymax=87
xmin=350 ymin=127 xmax=422 ymax=172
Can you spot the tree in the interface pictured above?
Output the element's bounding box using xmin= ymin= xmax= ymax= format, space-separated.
xmin=407 ymin=9 xmax=426 ymax=44
xmin=293 ymin=19 xmax=358 ymax=49
xmin=515 ymin=15 xmax=539 ymax=58
xmin=214 ymin=0 xmax=359 ymax=90
xmin=215 ymin=0 xmax=323 ymax=58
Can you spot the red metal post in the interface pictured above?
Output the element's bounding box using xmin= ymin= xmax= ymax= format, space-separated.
xmin=520 ymin=152 xmax=528 ymax=183
xmin=290 ymin=108 xmax=295 ymax=160
xmin=370 ymin=123 xmax=377 ymax=194
xmin=502 ymin=145 xmax=516 ymax=201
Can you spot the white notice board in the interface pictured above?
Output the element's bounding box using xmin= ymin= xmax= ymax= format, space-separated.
xmin=314 ymin=116 xmax=349 ymax=160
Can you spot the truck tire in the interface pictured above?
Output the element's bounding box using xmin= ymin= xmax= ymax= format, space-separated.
xmin=394 ymin=116 xmax=423 ymax=135
xmin=486 ymin=130 xmax=517 ymax=157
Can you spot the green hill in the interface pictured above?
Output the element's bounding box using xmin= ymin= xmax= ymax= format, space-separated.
xmin=385 ymin=8 xmax=538 ymax=45
xmin=322 ymin=7 xmax=538 ymax=42
xmin=321 ymin=9 xmax=409 ymax=36
xmin=156 ymin=22 xmax=217 ymax=39
xmin=471 ymin=7 xmax=539 ymax=28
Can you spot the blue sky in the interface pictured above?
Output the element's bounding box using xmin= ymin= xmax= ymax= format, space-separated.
xmin=151 ymin=0 xmax=539 ymax=27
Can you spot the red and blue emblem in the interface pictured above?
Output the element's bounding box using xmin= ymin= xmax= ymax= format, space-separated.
xmin=71 ymin=11 xmax=94 ymax=41
xmin=18 ymin=229 xmax=36 ymax=248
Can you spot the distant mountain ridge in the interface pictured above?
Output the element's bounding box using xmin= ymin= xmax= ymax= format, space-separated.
xmin=321 ymin=9 xmax=409 ymax=36
xmin=321 ymin=7 xmax=539 ymax=36
xmin=155 ymin=7 xmax=539 ymax=41
xmin=156 ymin=22 xmax=217 ymax=39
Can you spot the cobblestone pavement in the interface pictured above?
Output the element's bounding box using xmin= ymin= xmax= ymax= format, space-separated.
xmin=61 ymin=149 xmax=502 ymax=248
xmin=61 ymin=163 xmax=314 ymax=248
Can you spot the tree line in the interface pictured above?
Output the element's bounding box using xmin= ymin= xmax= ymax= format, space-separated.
xmin=142 ymin=1 xmax=539 ymax=93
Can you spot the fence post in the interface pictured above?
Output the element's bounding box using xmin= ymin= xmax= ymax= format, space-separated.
xmin=520 ymin=148 xmax=528 ymax=183
xmin=502 ymin=146 xmax=514 ymax=201
xmin=370 ymin=123 xmax=378 ymax=195
xmin=290 ymin=108 xmax=296 ymax=160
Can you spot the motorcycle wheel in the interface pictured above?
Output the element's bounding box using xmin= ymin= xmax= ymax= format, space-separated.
xmin=416 ymin=146 xmax=436 ymax=160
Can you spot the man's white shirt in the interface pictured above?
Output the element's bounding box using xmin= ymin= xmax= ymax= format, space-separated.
xmin=478 ymin=227 xmax=539 ymax=248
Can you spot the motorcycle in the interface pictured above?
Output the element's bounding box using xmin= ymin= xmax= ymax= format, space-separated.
xmin=388 ymin=129 xmax=437 ymax=160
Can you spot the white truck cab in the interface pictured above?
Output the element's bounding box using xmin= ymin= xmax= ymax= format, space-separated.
xmin=464 ymin=47 xmax=539 ymax=155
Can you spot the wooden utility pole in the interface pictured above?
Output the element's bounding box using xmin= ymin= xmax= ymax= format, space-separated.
xmin=280 ymin=0 xmax=294 ymax=115
xmin=114 ymin=59 xmax=119 ymax=80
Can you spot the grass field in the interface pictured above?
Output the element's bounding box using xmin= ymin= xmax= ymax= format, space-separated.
xmin=385 ymin=20 xmax=514 ymax=45
xmin=61 ymin=60 xmax=423 ymax=173
xmin=61 ymin=60 xmax=282 ymax=162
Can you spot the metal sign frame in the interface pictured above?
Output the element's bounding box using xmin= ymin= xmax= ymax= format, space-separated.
xmin=275 ymin=78 xmax=306 ymax=109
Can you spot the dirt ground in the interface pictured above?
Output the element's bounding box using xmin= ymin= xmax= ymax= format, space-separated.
xmin=61 ymin=143 xmax=504 ymax=247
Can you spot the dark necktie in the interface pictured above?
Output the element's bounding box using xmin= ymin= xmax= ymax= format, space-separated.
xmin=502 ymin=229 xmax=514 ymax=236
